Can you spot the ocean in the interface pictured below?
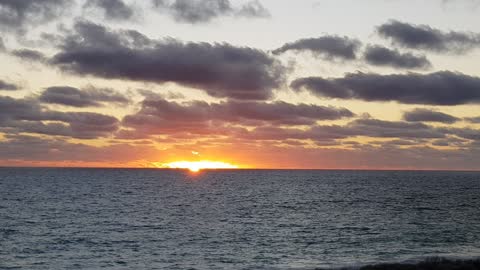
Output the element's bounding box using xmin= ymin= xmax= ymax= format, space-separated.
xmin=1 ymin=168 xmax=479 ymax=269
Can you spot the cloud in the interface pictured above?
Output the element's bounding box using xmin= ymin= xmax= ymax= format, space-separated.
xmin=138 ymin=89 xmax=186 ymax=100
xmin=0 ymin=0 xmax=71 ymax=34
xmin=403 ymin=109 xmax=459 ymax=124
xmin=39 ymin=86 xmax=130 ymax=108
xmin=0 ymin=37 xmax=5 ymax=51
xmin=465 ymin=116 xmax=480 ymax=124
xmin=431 ymin=137 xmax=469 ymax=147
xmin=273 ymin=35 xmax=361 ymax=60
xmin=235 ymin=0 xmax=270 ymax=18
xmin=364 ymin=45 xmax=431 ymax=69
xmin=51 ymin=21 xmax=285 ymax=100
xmin=441 ymin=127 xmax=480 ymax=141
xmin=7 ymin=112 xmax=119 ymax=139
xmin=0 ymin=80 xmax=19 ymax=91
xmin=291 ymin=71 xmax=480 ymax=105
xmin=377 ymin=20 xmax=480 ymax=53
xmin=84 ymin=0 xmax=136 ymax=21
xmin=0 ymin=134 xmax=158 ymax=165
xmin=242 ymin=118 xmax=446 ymax=143
xmin=348 ymin=118 xmax=446 ymax=139
xmin=122 ymin=97 xmax=355 ymax=135
xmin=0 ymin=95 xmax=119 ymax=139
xmin=2 ymin=95 xmax=479 ymax=169
xmin=3 ymin=133 xmax=480 ymax=169
xmin=11 ymin=49 xmax=48 ymax=63
xmin=152 ymin=0 xmax=269 ymax=24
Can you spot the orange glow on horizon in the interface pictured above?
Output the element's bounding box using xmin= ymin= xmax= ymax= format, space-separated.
xmin=155 ymin=161 xmax=239 ymax=172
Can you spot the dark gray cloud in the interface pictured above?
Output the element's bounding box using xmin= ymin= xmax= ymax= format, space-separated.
xmin=403 ymin=109 xmax=459 ymax=124
xmin=0 ymin=95 xmax=119 ymax=139
xmin=11 ymin=49 xmax=47 ymax=63
xmin=273 ymin=36 xmax=361 ymax=60
xmin=291 ymin=71 xmax=480 ymax=105
xmin=377 ymin=20 xmax=480 ymax=53
xmin=51 ymin=21 xmax=285 ymax=100
xmin=122 ymin=97 xmax=355 ymax=135
xmin=152 ymin=0 xmax=269 ymax=24
xmin=84 ymin=0 xmax=135 ymax=21
xmin=441 ymin=127 xmax=480 ymax=141
xmin=0 ymin=0 xmax=71 ymax=34
xmin=364 ymin=45 xmax=431 ymax=69
xmin=0 ymin=37 xmax=5 ymax=51
xmin=465 ymin=116 xmax=480 ymax=124
xmin=39 ymin=86 xmax=130 ymax=108
xmin=0 ymin=80 xmax=18 ymax=91
xmin=431 ymin=137 xmax=469 ymax=147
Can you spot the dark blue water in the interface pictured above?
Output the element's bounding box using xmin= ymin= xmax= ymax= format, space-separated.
xmin=1 ymin=169 xmax=479 ymax=269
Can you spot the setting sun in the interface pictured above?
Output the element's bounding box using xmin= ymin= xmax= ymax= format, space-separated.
xmin=158 ymin=161 xmax=239 ymax=172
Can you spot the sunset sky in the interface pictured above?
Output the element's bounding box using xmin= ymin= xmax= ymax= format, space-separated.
xmin=1 ymin=0 xmax=480 ymax=169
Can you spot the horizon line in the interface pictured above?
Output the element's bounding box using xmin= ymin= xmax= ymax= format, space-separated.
xmin=0 ymin=166 xmax=479 ymax=172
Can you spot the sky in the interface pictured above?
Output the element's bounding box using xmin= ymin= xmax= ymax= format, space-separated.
xmin=1 ymin=0 xmax=480 ymax=170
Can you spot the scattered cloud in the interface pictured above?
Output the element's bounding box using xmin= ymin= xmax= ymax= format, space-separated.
xmin=242 ymin=118 xmax=446 ymax=143
xmin=465 ymin=116 xmax=480 ymax=124
xmin=377 ymin=20 xmax=480 ymax=53
xmin=122 ymin=97 xmax=355 ymax=136
xmin=83 ymin=0 xmax=136 ymax=21
xmin=152 ymin=0 xmax=269 ymax=24
xmin=1 ymin=2 xmax=480 ymax=169
xmin=273 ymin=36 xmax=361 ymax=60
xmin=39 ymin=86 xmax=130 ymax=108
xmin=0 ymin=37 xmax=5 ymax=51
xmin=0 ymin=0 xmax=71 ymax=34
xmin=364 ymin=45 xmax=431 ymax=69
xmin=235 ymin=0 xmax=270 ymax=18
xmin=0 ymin=95 xmax=119 ymax=139
xmin=11 ymin=49 xmax=48 ymax=63
xmin=51 ymin=21 xmax=285 ymax=100
xmin=291 ymin=71 xmax=480 ymax=105
xmin=403 ymin=109 xmax=459 ymax=124
xmin=0 ymin=80 xmax=19 ymax=91
xmin=0 ymin=134 xmax=158 ymax=165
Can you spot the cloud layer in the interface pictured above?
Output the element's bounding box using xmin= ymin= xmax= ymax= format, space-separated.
xmin=0 ymin=2 xmax=480 ymax=169
xmin=122 ymin=97 xmax=355 ymax=137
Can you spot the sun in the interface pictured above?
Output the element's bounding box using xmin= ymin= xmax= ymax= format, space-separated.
xmin=159 ymin=161 xmax=239 ymax=172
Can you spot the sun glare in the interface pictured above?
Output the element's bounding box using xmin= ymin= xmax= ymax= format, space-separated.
xmin=161 ymin=161 xmax=239 ymax=172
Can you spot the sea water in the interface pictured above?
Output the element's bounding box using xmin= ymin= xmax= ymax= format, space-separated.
xmin=1 ymin=168 xmax=479 ymax=269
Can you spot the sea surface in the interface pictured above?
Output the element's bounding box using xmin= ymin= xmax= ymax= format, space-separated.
xmin=1 ymin=168 xmax=479 ymax=270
